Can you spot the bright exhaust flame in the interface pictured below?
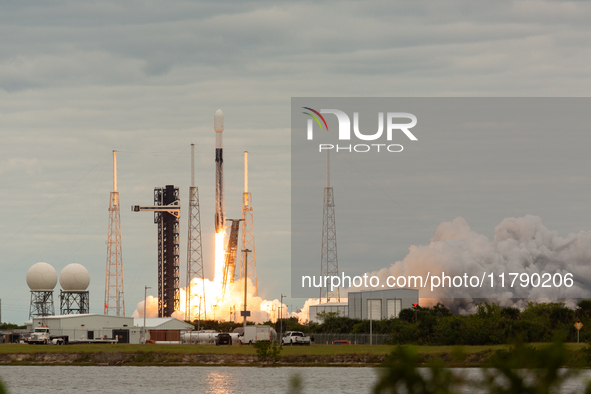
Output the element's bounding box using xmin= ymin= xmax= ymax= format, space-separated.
xmin=133 ymin=228 xmax=294 ymax=323
xmin=213 ymin=230 xmax=226 ymax=291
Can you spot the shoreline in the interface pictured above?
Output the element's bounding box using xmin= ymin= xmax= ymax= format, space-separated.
xmin=0 ymin=343 xmax=588 ymax=368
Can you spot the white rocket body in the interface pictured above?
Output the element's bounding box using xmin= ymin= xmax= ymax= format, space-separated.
xmin=214 ymin=109 xmax=225 ymax=233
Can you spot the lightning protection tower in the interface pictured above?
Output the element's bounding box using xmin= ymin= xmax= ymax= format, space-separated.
xmin=186 ymin=144 xmax=206 ymax=322
xmin=240 ymin=151 xmax=258 ymax=296
xmin=132 ymin=185 xmax=181 ymax=317
xmin=104 ymin=151 xmax=125 ymax=316
xmin=320 ymin=150 xmax=340 ymax=303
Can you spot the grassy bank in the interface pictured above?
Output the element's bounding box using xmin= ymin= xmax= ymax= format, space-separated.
xmin=1 ymin=343 xmax=590 ymax=367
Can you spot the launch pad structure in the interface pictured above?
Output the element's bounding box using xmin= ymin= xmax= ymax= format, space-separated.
xmin=220 ymin=219 xmax=241 ymax=299
xmin=132 ymin=185 xmax=181 ymax=318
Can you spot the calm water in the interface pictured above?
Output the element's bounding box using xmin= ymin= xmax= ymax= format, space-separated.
xmin=2 ymin=366 xmax=591 ymax=393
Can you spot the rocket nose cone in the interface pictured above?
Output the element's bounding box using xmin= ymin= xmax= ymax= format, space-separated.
xmin=214 ymin=109 xmax=224 ymax=132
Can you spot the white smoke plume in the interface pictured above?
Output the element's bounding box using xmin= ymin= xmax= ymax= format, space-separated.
xmin=346 ymin=215 xmax=591 ymax=313
xmin=132 ymin=278 xmax=293 ymax=323
xmin=134 ymin=215 xmax=591 ymax=320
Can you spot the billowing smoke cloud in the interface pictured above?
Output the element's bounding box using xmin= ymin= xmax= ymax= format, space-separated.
xmin=132 ymin=278 xmax=294 ymax=323
xmin=341 ymin=215 xmax=591 ymax=314
xmin=134 ymin=215 xmax=591 ymax=320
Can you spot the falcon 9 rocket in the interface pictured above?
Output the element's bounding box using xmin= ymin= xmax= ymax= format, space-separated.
xmin=214 ymin=109 xmax=225 ymax=233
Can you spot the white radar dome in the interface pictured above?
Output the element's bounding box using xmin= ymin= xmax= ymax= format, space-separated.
xmin=59 ymin=263 xmax=90 ymax=291
xmin=26 ymin=262 xmax=58 ymax=291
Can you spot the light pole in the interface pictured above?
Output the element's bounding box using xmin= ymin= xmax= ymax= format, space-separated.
xmin=369 ymin=290 xmax=373 ymax=346
xmin=280 ymin=294 xmax=286 ymax=343
xmin=242 ymin=249 xmax=252 ymax=328
xmin=143 ymin=286 xmax=151 ymax=343
xmin=197 ymin=295 xmax=201 ymax=331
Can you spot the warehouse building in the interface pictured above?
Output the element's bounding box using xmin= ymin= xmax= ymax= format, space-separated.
xmin=29 ymin=314 xmax=140 ymax=343
xmin=308 ymin=289 xmax=419 ymax=322
xmin=26 ymin=314 xmax=193 ymax=344
xmin=134 ymin=317 xmax=194 ymax=343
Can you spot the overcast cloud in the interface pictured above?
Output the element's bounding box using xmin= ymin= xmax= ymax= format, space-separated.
xmin=2 ymin=0 xmax=591 ymax=323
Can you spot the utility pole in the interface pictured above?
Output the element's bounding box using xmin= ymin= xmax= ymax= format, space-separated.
xmin=197 ymin=296 xmax=201 ymax=331
xmin=242 ymin=249 xmax=251 ymax=327
xmin=280 ymin=294 xmax=286 ymax=343
xmin=143 ymin=286 xmax=150 ymax=343
xmin=369 ymin=290 xmax=373 ymax=346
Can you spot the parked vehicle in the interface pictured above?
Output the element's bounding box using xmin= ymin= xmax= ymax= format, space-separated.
xmin=216 ymin=333 xmax=232 ymax=346
xmin=27 ymin=327 xmax=68 ymax=345
xmin=282 ymin=331 xmax=311 ymax=346
xmin=240 ymin=325 xmax=276 ymax=345
xmin=181 ymin=330 xmax=218 ymax=344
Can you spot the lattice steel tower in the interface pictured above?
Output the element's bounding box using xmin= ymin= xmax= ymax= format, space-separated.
xmin=320 ymin=150 xmax=340 ymax=303
xmin=185 ymin=144 xmax=206 ymax=322
xmin=104 ymin=151 xmax=125 ymax=316
xmin=240 ymin=151 xmax=258 ymax=296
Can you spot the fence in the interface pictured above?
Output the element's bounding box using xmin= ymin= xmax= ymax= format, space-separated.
xmin=307 ymin=333 xmax=391 ymax=345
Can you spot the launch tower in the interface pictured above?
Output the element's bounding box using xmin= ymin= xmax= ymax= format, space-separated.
xmin=132 ymin=185 xmax=181 ymax=317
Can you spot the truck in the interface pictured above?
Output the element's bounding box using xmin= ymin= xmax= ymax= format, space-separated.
xmin=281 ymin=331 xmax=311 ymax=346
xmin=27 ymin=327 xmax=69 ymax=345
xmin=239 ymin=325 xmax=276 ymax=345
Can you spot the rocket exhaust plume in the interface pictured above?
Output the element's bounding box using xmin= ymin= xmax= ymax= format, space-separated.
xmin=214 ymin=109 xmax=225 ymax=233
xmin=132 ymin=108 xmax=296 ymax=324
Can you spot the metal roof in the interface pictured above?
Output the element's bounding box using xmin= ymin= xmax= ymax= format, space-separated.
xmin=133 ymin=317 xmax=193 ymax=330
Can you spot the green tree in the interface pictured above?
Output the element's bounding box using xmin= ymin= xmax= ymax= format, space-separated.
xmin=253 ymin=340 xmax=282 ymax=364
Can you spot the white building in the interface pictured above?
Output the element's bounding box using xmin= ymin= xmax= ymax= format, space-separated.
xmin=133 ymin=317 xmax=193 ymax=343
xmin=30 ymin=314 xmax=140 ymax=343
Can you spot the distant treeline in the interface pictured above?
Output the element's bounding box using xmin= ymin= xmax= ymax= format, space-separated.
xmin=189 ymin=300 xmax=591 ymax=345
xmin=300 ymin=301 xmax=591 ymax=345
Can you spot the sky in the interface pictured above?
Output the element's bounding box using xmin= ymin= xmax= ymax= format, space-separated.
xmin=2 ymin=0 xmax=591 ymax=323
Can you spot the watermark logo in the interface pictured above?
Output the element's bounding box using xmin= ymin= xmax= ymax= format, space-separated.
xmin=302 ymin=107 xmax=417 ymax=153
